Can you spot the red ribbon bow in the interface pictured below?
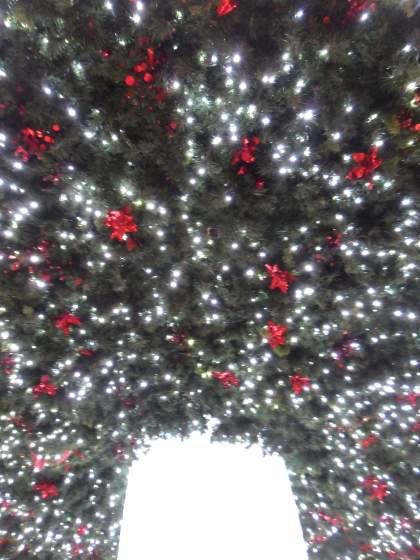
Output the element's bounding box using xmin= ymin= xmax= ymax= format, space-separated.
xmin=32 ymin=375 xmax=58 ymax=397
xmin=212 ymin=371 xmax=240 ymax=388
xmin=55 ymin=312 xmax=81 ymax=335
xmin=346 ymin=147 xmax=383 ymax=180
xmin=290 ymin=373 xmax=311 ymax=395
xmin=265 ymin=264 xmax=296 ymax=294
xmin=361 ymin=435 xmax=379 ymax=449
xmin=345 ymin=0 xmax=376 ymax=20
xmin=104 ymin=206 xmax=138 ymax=250
xmin=362 ymin=476 xmax=389 ymax=501
xmin=231 ymin=136 xmax=260 ymax=175
xmin=267 ymin=321 xmax=288 ymax=349
xmin=34 ymin=482 xmax=59 ymax=499
xmin=217 ymin=0 xmax=239 ymax=16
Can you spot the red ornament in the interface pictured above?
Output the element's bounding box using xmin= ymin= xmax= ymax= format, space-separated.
xmin=267 ymin=320 xmax=288 ymax=349
xmin=55 ymin=312 xmax=81 ymax=335
xmin=361 ymin=435 xmax=379 ymax=449
xmin=212 ymin=370 xmax=240 ymax=388
xmin=265 ymin=264 xmax=296 ymax=294
xmin=255 ymin=178 xmax=265 ymax=190
xmin=217 ymin=0 xmax=238 ymax=16
xmin=290 ymin=373 xmax=311 ymax=395
xmin=125 ymin=75 xmax=136 ymax=87
xmin=346 ymin=147 xmax=383 ymax=181
xmin=323 ymin=15 xmax=331 ymax=24
xmin=143 ymin=72 xmax=154 ymax=83
xmin=34 ymin=482 xmax=59 ymax=499
xmin=362 ymin=476 xmax=389 ymax=501
xmin=104 ymin=206 xmax=138 ymax=249
xmin=32 ymin=375 xmax=58 ymax=397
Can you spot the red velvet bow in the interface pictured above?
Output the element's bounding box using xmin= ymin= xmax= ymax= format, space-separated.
xmin=212 ymin=371 xmax=240 ymax=388
xmin=267 ymin=321 xmax=288 ymax=349
xmin=290 ymin=373 xmax=311 ymax=395
xmin=265 ymin=264 xmax=296 ymax=294
xmin=362 ymin=476 xmax=389 ymax=501
xmin=346 ymin=147 xmax=383 ymax=180
xmin=217 ymin=0 xmax=238 ymax=16
xmin=34 ymin=482 xmax=59 ymax=499
xmin=32 ymin=375 xmax=58 ymax=397
xmin=55 ymin=312 xmax=81 ymax=335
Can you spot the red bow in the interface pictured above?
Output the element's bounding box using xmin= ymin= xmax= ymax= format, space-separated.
xmin=325 ymin=229 xmax=342 ymax=248
xmin=32 ymin=375 xmax=58 ymax=397
xmin=267 ymin=321 xmax=288 ymax=349
xmin=55 ymin=312 xmax=81 ymax=335
xmin=231 ymin=136 xmax=260 ymax=175
xmin=217 ymin=0 xmax=238 ymax=16
xmin=397 ymin=391 xmax=420 ymax=407
xmin=212 ymin=371 xmax=240 ymax=388
xmin=361 ymin=435 xmax=379 ymax=449
xmin=34 ymin=482 xmax=59 ymax=499
xmin=290 ymin=373 xmax=311 ymax=395
xmin=265 ymin=264 xmax=296 ymax=294
xmin=346 ymin=147 xmax=383 ymax=180
xmin=362 ymin=476 xmax=389 ymax=501
xmin=317 ymin=510 xmax=345 ymax=529
xmin=345 ymin=0 xmax=376 ymax=20
xmin=104 ymin=206 xmax=138 ymax=249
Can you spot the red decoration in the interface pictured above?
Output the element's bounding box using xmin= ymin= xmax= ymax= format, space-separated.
xmin=1 ymin=354 xmax=15 ymax=376
xmin=78 ymin=348 xmax=95 ymax=357
xmin=143 ymin=72 xmax=153 ymax=83
xmin=31 ymin=453 xmax=46 ymax=470
xmin=267 ymin=320 xmax=288 ymax=349
xmin=76 ymin=525 xmax=89 ymax=536
xmin=323 ymin=15 xmax=331 ymax=24
xmin=345 ymin=0 xmax=376 ymax=20
xmin=362 ymin=476 xmax=389 ymax=501
xmin=104 ymin=206 xmax=138 ymax=249
xmin=317 ymin=510 xmax=345 ymax=529
xmin=231 ymin=136 xmax=260 ymax=175
xmin=265 ymin=264 xmax=296 ymax=294
xmin=325 ymin=229 xmax=342 ymax=248
xmin=125 ymin=75 xmax=136 ymax=87
xmin=217 ymin=0 xmax=238 ymax=16
xmin=312 ymin=535 xmax=328 ymax=543
xmin=255 ymin=178 xmax=265 ymax=190
xmin=346 ymin=147 xmax=383 ymax=181
xmin=13 ymin=126 xmax=62 ymax=162
xmin=55 ymin=312 xmax=81 ymax=335
xmin=34 ymin=482 xmax=59 ymax=499
xmin=396 ymin=391 xmax=420 ymax=408
xmin=361 ymin=435 xmax=379 ymax=449
xmin=32 ymin=375 xmax=58 ymax=397
xmin=212 ymin=371 xmax=240 ymax=388
xmin=290 ymin=373 xmax=311 ymax=395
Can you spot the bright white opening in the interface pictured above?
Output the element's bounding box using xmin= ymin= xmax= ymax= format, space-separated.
xmin=118 ymin=430 xmax=308 ymax=560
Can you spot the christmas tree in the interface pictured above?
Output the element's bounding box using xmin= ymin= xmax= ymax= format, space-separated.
xmin=0 ymin=0 xmax=419 ymax=558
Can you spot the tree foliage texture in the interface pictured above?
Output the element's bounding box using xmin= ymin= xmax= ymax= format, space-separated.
xmin=0 ymin=0 xmax=419 ymax=558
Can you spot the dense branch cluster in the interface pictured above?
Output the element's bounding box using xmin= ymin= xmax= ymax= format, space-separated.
xmin=0 ymin=1 xmax=419 ymax=558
